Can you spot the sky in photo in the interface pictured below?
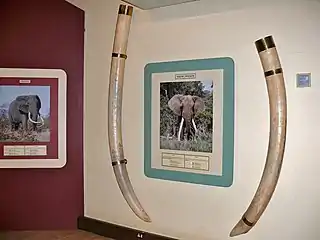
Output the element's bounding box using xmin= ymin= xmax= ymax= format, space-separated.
xmin=0 ymin=86 xmax=50 ymax=115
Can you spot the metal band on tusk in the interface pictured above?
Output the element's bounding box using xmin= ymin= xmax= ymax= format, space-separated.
xmin=229 ymin=35 xmax=287 ymax=237
xmin=242 ymin=216 xmax=255 ymax=227
xmin=107 ymin=4 xmax=151 ymax=223
xmin=112 ymin=159 xmax=128 ymax=166
xmin=264 ymin=68 xmax=283 ymax=77
xmin=118 ymin=4 xmax=133 ymax=16
xmin=255 ymin=35 xmax=276 ymax=53
xmin=112 ymin=52 xmax=128 ymax=59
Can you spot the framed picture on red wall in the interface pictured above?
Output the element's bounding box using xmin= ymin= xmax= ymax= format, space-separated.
xmin=0 ymin=68 xmax=67 ymax=168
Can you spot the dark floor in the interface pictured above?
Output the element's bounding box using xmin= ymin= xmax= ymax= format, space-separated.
xmin=0 ymin=230 xmax=112 ymax=240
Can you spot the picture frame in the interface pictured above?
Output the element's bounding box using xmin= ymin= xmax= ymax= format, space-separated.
xmin=144 ymin=57 xmax=235 ymax=187
xmin=0 ymin=68 xmax=67 ymax=168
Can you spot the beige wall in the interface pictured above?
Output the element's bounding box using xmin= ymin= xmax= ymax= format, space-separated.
xmin=68 ymin=0 xmax=320 ymax=239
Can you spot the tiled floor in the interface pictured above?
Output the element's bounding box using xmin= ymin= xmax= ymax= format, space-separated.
xmin=0 ymin=230 xmax=113 ymax=240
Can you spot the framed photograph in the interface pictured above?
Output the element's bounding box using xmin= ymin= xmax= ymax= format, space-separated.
xmin=0 ymin=68 xmax=67 ymax=168
xmin=144 ymin=57 xmax=235 ymax=187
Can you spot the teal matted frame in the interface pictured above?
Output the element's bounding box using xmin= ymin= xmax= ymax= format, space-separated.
xmin=144 ymin=57 xmax=235 ymax=187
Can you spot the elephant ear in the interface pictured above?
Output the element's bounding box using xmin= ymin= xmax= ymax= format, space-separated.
xmin=16 ymin=96 xmax=29 ymax=113
xmin=193 ymin=96 xmax=205 ymax=114
xmin=168 ymin=94 xmax=183 ymax=115
xmin=35 ymin=95 xmax=41 ymax=109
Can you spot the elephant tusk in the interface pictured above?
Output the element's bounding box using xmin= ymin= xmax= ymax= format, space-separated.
xmin=107 ymin=4 xmax=151 ymax=223
xmin=28 ymin=112 xmax=44 ymax=126
xmin=192 ymin=118 xmax=198 ymax=133
xmin=178 ymin=117 xmax=184 ymax=141
xmin=39 ymin=115 xmax=44 ymax=127
xmin=229 ymin=35 xmax=287 ymax=237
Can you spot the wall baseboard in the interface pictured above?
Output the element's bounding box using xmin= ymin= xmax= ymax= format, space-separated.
xmin=77 ymin=216 xmax=178 ymax=240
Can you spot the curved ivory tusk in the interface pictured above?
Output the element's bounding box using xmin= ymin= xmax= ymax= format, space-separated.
xmin=192 ymin=118 xmax=198 ymax=133
xmin=28 ymin=112 xmax=44 ymax=126
xmin=178 ymin=117 xmax=184 ymax=141
xmin=107 ymin=4 xmax=151 ymax=222
xmin=230 ymin=35 xmax=287 ymax=237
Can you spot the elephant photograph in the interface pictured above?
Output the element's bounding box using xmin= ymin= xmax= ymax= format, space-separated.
xmin=159 ymin=80 xmax=214 ymax=153
xmin=0 ymin=85 xmax=51 ymax=142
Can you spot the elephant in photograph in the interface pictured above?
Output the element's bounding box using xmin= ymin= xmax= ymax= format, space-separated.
xmin=8 ymin=95 xmax=44 ymax=131
xmin=168 ymin=94 xmax=205 ymax=141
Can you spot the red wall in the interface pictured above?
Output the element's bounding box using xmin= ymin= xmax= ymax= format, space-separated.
xmin=0 ymin=0 xmax=84 ymax=230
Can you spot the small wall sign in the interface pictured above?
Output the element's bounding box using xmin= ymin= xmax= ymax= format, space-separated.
xmin=296 ymin=73 xmax=311 ymax=88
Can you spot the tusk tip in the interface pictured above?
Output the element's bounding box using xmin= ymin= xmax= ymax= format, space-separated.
xmin=229 ymin=229 xmax=243 ymax=237
xmin=229 ymin=219 xmax=252 ymax=237
xmin=144 ymin=218 xmax=152 ymax=223
xmin=140 ymin=212 xmax=152 ymax=223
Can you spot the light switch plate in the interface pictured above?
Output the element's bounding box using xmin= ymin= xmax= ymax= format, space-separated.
xmin=296 ymin=72 xmax=311 ymax=88
xmin=122 ymin=0 xmax=199 ymax=10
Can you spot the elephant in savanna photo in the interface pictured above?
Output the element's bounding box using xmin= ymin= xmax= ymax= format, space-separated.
xmin=168 ymin=94 xmax=205 ymax=141
xmin=8 ymin=95 xmax=44 ymax=131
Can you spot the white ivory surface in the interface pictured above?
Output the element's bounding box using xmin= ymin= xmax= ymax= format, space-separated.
xmin=108 ymin=7 xmax=151 ymax=222
xmin=230 ymin=45 xmax=287 ymax=237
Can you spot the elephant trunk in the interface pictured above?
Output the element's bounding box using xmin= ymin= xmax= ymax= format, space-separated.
xmin=181 ymin=110 xmax=193 ymax=140
xmin=185 ymin=117 xmax=192 ymax=139
xmin=30 ymin=111 xmax=38 ymax=122
xmin=177 ymin=115 xmax=197 ymax=141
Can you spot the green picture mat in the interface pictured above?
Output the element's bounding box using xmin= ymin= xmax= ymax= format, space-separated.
xmin=144 ymin=57 xmax=235 ymax=187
